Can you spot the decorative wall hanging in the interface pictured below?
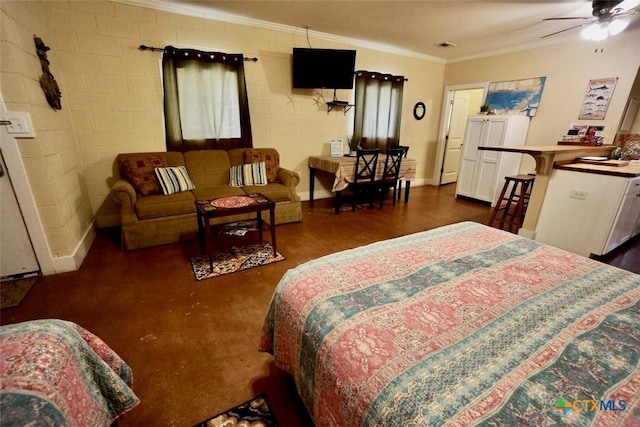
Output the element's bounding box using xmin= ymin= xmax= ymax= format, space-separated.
xmin=413 ymin=102 xmax=426 ymax=120
xmin=34 ymin=36 xmax=62 ymax=110
xmin=578 ymin=77 xmax=617 ymax=120
xmin=484 ymin=77 xmax=546 ymax=117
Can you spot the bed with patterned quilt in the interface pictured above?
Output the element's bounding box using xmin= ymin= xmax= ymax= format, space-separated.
xmin=260 ymin=221 xmax=640 ymax=426
xmin=0 ymin=319 xmax=140 ymax=426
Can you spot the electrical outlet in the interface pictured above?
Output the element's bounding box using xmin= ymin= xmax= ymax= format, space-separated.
xmin=570 ymin=190 xmax=588 ymax=200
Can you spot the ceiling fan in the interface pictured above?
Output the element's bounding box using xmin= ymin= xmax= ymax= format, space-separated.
xmin=541 ymin=0 xmax=640 ymax=39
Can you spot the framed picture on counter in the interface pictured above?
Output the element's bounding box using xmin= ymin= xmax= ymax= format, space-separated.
xmin=330 ymin=139 xmax=344 ymax=157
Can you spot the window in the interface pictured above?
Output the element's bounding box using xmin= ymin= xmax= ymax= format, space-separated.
xmin=162 ymin=46 xmax=252 ymax=152
xmin=353 ymin=71 xmax=405 ymax=152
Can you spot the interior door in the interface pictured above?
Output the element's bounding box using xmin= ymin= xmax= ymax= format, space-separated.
xmin=441 ymin=93 xmax=470 ymax=184
xmin=455 ymin=117 xmax=484 ymax=197
xmin=0 ymin=132 xmax=39 ymax=279
xmin=474 ymin=118 xmax=508 ymax=204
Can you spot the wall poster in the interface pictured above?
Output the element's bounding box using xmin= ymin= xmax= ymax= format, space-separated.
xmin=578 ymin=77 xmax=617 ymax=120
xmin=484 ymin=77 xmax=546 ymax=117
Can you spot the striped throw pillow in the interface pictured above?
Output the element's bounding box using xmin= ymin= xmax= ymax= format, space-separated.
xmin=155 ymin=166 xmax=196 ymax=195
xmin=229 ymin=162 xmax=268 ymax=187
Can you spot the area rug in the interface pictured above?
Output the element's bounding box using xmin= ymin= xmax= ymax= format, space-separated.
xmin=191 ymin=242 xmax=284 ymax=281
xmin=1 ymin=277 xmax=37 ymax=309
xmin=194 ymin=394 xmax=278 ymax=427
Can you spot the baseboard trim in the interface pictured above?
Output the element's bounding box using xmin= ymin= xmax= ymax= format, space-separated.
xmin=50 ymin=224 xmax=97 ymax=275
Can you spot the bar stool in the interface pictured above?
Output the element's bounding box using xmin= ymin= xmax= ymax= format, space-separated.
xmin=488 ymin=174 xmax=535 ymax=233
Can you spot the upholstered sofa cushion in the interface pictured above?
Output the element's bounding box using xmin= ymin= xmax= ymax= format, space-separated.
xmin=118 ymin=155 xmax=167 ymax=195
xmin=155 ymin=166 xmax=196 ymax=195
xmin=191 ymin=185 xmax=245 ymax=201
xmin=229 ymin=162 xmax=268 ymax=187
xmin=240 ymin=148 xmax=280 ymax=183
xmin=184 ymin=150 xmax=231 ymax=188
xmin=135 ymin=191 xmax=196 ymax=220
xmin=241 ymin=183 xmax=291 ymax=202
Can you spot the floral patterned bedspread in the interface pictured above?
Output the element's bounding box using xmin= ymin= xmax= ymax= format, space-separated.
xmin=260 ymin=222 xmax=640 ymax=426
xmin=0 ymin=319 xmax=140 ymax=426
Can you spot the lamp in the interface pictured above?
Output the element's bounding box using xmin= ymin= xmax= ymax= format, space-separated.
xmin=581 ymin=18 xmax=629 ymax=40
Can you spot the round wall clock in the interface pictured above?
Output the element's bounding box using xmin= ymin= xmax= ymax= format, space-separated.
xmin=413 ymin=102 xmax=426 ymax=120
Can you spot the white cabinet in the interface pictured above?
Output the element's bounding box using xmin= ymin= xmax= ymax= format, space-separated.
xmin=536 ymin=170 xmax=640 ymax=257
xmin=455 ymin=115 xmax=530 ymax=206
xmin=603 ymin=177 xmax=640 ymax=253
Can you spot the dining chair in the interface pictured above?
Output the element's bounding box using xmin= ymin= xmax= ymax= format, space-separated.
xmin=349 ymin=148 xmax=380 ymax=211
xmin=391 ymin=144 xmax=410 ymax=202
xmin=378 ymin=147 xmax=405 ymax=208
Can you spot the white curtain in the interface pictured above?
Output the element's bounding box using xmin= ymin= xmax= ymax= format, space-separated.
xmin=354 ymin=71 xmax=404 ymax=152
xmin=176 ymin=61 xmax=241 ymax=140
xmin=162 ymin=46 xmax=253 ymax=152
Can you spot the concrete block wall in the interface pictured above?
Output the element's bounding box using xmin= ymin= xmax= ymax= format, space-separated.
xmin=3 ymin=0 xmax=445 ymax=241
xmin=1 ymin=0 xmax=93 ymax=261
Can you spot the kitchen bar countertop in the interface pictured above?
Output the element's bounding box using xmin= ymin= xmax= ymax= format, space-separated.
xmin=554 ymin=160 xmax=640 ymax=177
xmin=477 ymin=144 xmax=615 ymax=239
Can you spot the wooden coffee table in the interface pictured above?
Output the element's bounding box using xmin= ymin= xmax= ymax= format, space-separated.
xmin=196 ymin=193 xmax=276 ymax=267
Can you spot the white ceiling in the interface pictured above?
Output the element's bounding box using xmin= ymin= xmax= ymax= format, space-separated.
xmin=135 ymin=0 xmax=640 ymax=62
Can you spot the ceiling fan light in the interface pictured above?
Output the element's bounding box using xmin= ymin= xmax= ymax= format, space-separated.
xmin=608 ymin=19 xmax=629 ymax=35
xmin=581 ymin=23 xmax=608 ymax=40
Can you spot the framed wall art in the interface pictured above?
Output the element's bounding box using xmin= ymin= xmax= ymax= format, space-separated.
xmin=484 ymin=76 xmax=546 ymax=117
xmin=578 ymin=77 xmax=617 ymax=120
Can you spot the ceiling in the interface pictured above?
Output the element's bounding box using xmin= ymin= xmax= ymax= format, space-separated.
xmin=142 ymin=0 xmax=640 ymax=62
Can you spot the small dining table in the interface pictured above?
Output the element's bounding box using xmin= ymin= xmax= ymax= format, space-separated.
xmin=308 ymin=154 xmax=417 ymax=212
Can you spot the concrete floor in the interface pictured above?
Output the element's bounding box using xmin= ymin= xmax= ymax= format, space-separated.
xmin=2 ymin=184 xmax=638 ymax=426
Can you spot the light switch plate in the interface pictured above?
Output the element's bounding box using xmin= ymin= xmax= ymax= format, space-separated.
xmin=1 ymin=111 xmax=36 ymax=138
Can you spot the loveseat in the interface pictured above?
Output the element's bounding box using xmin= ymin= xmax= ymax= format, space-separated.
xmin=110 ymin=148 xmax=301 ymax=250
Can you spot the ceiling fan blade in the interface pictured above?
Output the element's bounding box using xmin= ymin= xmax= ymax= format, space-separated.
xmin=541 ymin=22 xmax=590 ymax=38
xmin=612 ymin=8 xmax=640 ymax=16
xmin=613 ymin=0 xmax=640 ymax=13
xmin=543 ymin=16 xmax=591 ymax=20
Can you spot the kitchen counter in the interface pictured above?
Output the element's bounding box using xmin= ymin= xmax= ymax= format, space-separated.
xmin=478 ymin=144 xmax=615 ymax=239
xmin=479 ymin=145 xmax=615 ymax=174
xmin=535 ymin=170 xmax=640 ymax=256
xmin=554 ymin=160 xmax=640 ymax=177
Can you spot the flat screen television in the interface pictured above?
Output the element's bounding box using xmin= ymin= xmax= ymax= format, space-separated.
xmin=292 ymin=48 xmax=356 ymax=90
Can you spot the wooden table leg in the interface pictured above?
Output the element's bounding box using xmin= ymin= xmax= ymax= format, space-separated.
xmin=335 ymin=190 xmax=342 ymax=213
xmin=309 ymin=167 xmax=316 ymax=202
xmin=257 ymin=211 xmax=264 ymax=245
xmin=203 ymin=216 xmax=213 ymax=270
xmin=197 ymin=211 xmax=205 ymax=255
xmin=269 ymin=206 xmax=276 ymax=256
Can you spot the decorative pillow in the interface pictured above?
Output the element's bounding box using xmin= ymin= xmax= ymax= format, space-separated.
xmin=155 ymin=166 xmax=196 ymax=195
xmin=242 ymin=149 xmax=280 ymax=183
xmin=229 ymin=162 xmax=268 ymax=187
xmin=118 ymin=155 xmax=167 ymax=195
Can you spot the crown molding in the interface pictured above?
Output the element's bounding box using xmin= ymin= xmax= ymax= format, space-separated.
xmin=116 ymin=0 xmax=446 ymax=64
xmin=115 ymin=0 xmax=639 ymax=65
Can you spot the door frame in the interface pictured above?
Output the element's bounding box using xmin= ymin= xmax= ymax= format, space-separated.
xmin=0 ymin=94 xmax=54 ymax=275
xmin=430 ymin=82 xmax=489 ymax=186
xmin=440 ymin=92 xmax=470 ymax=185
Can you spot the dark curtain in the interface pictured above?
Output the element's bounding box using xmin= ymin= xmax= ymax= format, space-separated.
xmin=353 ymin=70 xmax=404 ymax=152
xmin=162 ymin=46 xmax=253 ymax=152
